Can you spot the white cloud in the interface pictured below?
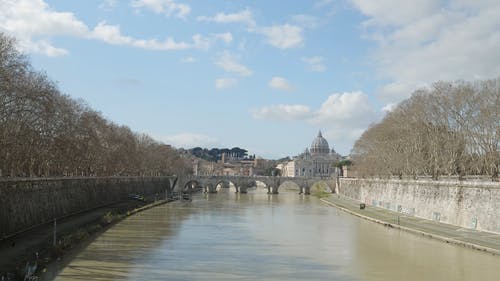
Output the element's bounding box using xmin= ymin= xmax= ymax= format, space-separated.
xmin=311 ymin=92 xmax=380 ymax=153
xmin=198 ymin=10 xmax=303 ymax=49
xmin=91 ymin=21 xmax=133 ymax=45
xmin=310 ymin=92 xmax=378 ymax=127
xmin=382 ymin=103 xmax=396 ymax=113
xmin=350 ymin=1 xmax=500 ymax=106
xmin=214 ymin=51 xmax=252 ymax=76
xmin=0 ymin=0 xmax=88 ymax=55
xmin=213 ymin=32 xmax=233 ymax=44
xmin=0 ymin=0 xmax=212 ymax=56
xmin=192 ymin=34 xmax=211 ymax=50
xmin=268 ymin=76 xmax=294 ymax=91
xmin=91 ymin=21 xmax=192 ymax=50
xmin=197 ymin=9 xmax=255 ymax=27
xmin=19 ymin=39 xmax=69 ymax=57
xmin=291 ymin=14 xmax=320 ymax=29
xmin=252 ymin=92 xmax=379 ymax=125
xmin=99 ymin=0 xmax=117 ymax=10
xmin=131 ymin=0 xmax=190 ymax=19
xmin=0 ymin=0 xmax=88 ymax=36
xmin=251 ymin=91 xmax=380 ymax=153
xmin=215 ymin=78 xmax=237 ymax=90
xmin=313 ymin=0 xmax=338 ymax=16
xmin=351 ymin=0 xmax=440 ymax=26
xmin=258 ymin=24 xmax=304 ymax=49
xmin=158 ymin=133 xmax=219 ymax=148
xmin=251 ymin=104 xmax=312 ymax=121
xmin=198 ymin=10 xmax=304 ymax=50
xmin=301 ymin=56 xmax=327 ymax=72
xmin=377 ymin=81 xmax=419 ymax=103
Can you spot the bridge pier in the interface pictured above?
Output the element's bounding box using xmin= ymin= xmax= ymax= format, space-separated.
xmin=167 ymin=177 xmax=177 ymax=199
xmin=206 ymin=184 xmax=217 ymax=193
xmin=271 ymin=186 xmax=279 ymax=194
xmin=304 ymin=186 xmax=311 ymax=195
xmin=237 ymin=179 xmax=254 ymax=194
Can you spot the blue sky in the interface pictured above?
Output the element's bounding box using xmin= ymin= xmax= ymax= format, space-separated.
xmin=2 ymin=0 xmax=500 ymax=158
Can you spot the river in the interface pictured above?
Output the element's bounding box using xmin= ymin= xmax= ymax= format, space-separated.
xmin=46 ymin=187 xmax=500 ymax=281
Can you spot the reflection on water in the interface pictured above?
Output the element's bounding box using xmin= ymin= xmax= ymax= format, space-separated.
xmin=49 ymin=188 xmax=500 ymax=281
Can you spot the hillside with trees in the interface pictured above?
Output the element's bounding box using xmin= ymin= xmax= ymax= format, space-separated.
xmin=188 ymin=147 xmax=253 ymax=162
xmin=352 ymin=79 xmax=499 ymax=180
xmin=0 ymin=33 xmax=191 ymax=177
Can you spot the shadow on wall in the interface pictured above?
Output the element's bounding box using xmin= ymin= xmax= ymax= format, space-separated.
xmin=0 ymin=177 xmax=175 ymax=238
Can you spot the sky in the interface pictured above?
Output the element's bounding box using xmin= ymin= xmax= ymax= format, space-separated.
xmin=1 ymin=0 xmax=500 ymax=159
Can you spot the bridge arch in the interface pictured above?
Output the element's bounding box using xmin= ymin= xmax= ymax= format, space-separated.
xmin=252 ymin=180 xmax=270 ymax=193
xmin=186 ymin=180 xmax=197 ymax=188
xmin=278 ymin=180 xmax=301 ymax=193
xmin=309 ymin=180 xmax=334 ymax=194
xmin=215 ymin=180 xmax=239 ymax=193
xmin=183 ymin=180 xmax=201 ymax=191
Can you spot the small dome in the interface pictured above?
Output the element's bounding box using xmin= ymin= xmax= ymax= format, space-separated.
xmin=310 ymin=131 xmax=329 ymax=155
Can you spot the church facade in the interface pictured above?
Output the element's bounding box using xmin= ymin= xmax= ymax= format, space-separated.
xmin=277 ymin=131 xmax=341 ymax=178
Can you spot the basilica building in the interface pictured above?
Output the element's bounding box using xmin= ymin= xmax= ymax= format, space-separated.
xmin=277 ymin=131 xmax=341 ymax=177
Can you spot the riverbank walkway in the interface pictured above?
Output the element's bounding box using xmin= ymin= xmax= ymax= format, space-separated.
xmin=321 ymin=195 xmax=500 ymax=256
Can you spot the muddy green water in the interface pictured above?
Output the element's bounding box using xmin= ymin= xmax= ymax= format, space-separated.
xmin=47 ymin=188 xmax=499 ymax=281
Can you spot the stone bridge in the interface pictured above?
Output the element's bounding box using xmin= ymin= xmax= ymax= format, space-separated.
xmin=174 ymin=175 xmax=336 ymax=195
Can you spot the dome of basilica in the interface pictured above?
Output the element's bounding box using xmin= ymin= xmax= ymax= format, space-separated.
xmin=310 ymin=131 xmax=329 ymax=155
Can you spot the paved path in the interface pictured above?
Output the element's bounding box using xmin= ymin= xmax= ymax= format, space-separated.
xmin=321 ymin=195 xmax=500 ymax=255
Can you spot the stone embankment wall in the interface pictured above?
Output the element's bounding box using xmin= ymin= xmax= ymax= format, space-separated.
xmin=339 ymin=178 xmax=500 ymax=234
xmin=0 ymin=177 xmax=174 ymax=238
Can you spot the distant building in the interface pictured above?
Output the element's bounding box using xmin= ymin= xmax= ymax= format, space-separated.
xmin=193 ymin=152 xmax=258 ymax=176
xmin=278 ymin=131 xmax=341 ymax=177
xmin=192 ymin=158 xmax=221 ymax=176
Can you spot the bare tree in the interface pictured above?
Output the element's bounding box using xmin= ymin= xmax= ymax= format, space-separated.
xmin=0 ymin=32 xmax=190 ymax=178
xmin=352 ymin=79 xmax=499 ymax=181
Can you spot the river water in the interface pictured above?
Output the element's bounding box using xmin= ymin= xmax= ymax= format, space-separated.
xmin=48 ymin=188 xmax=499 ymax=281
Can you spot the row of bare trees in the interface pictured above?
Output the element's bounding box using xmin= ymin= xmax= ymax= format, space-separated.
xmin=352 ymin=79 xmax=499 ymax=180
xmin=0 ymin=33 xmax=191 ymax=178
